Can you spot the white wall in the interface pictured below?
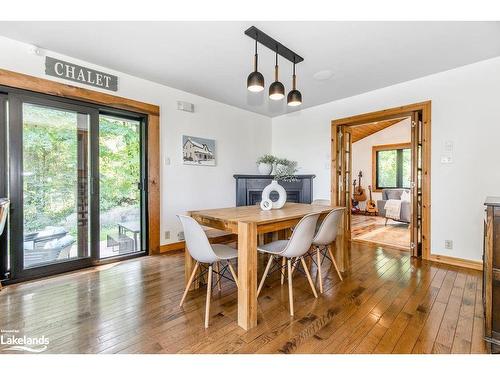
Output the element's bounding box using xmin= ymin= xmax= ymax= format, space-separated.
xmin=0 ymin=36 xmax=272 ymax=245
xmin=272 ymin=56 xmax=500 ymax=262
xmin=3 ymin=35 xmax=499 ymax=261
xmin=351 ymin=118 xmax=411 ymax=210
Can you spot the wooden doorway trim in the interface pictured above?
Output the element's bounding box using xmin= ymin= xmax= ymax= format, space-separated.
xmin=0 ymin=68 xmax=161 ymax=255
xmin=331 ymin=101 xmax=431 ymax=260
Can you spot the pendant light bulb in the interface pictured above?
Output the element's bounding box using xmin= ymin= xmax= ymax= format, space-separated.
xmin=287 ymin=62 xmax=302 ymax=107
xmin=269 ymin=50 xmax=285 ymax=100
xmin=247 ymin=37 xmax=264 ymax=92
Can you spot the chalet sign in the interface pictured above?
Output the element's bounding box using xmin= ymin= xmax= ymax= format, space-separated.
xmin=45 ymin=56 xmax=118 ymax=92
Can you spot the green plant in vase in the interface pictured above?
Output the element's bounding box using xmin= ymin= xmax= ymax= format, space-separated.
xmin=274 ymin=158 xmax=298 ymax=182
xmin=256 ymin=154 xmax=276 ymax=175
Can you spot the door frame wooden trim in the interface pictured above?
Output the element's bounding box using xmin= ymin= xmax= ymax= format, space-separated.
xmin=331 ymin=101 xmax=431 ymax=260
xmin=0 ymin=68 xmax=161 ymax=255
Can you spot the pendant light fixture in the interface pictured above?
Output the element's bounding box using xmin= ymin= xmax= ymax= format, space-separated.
xmin=287 ymin=61 xmax=302 ymax=107
xmin=244 ymin=26 xmax=304 ymax=104
xmin=247 ymin=36 xmax=265 ymax=92
xmin=269 ymin=49 xmax=285 ymax=100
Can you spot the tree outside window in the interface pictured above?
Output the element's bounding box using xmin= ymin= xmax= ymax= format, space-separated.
xmin=374 ymin=143 xmax=411 ymax=190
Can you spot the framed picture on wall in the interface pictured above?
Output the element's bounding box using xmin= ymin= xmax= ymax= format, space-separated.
xmin=182 ymin=135 xmax=216 ymax=166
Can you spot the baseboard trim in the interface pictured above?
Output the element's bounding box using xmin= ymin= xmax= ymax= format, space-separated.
xmin=159 ymin=241 xmax=185 ymax=253
xmin=158 ymin=237 xmax=482 ymax=272
xmin=428 ymin=254 xmax=483 ymax=271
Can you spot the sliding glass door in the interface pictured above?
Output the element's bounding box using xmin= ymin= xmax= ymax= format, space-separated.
xmin=8 ymin=95 xmax=97 ymax=279
xmin=98 ymin=114 xmax=144 ymax=259
xmin=4 ymin=91 xmax=147 ymax=281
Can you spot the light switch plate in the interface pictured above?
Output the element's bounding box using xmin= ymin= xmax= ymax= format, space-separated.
xmin=444 ymin=141 xmax=454 ymax=152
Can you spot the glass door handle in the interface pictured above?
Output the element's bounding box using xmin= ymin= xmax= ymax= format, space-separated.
xmin=137 ymin=179 xmax=148 ymax=192
xmin=90 ymin=177 xmax=99 ymax=195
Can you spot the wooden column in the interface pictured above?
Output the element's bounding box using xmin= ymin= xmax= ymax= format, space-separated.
xmin=237 ymin=221 xmax=258 ymax=330
xmin=147 ymin=114 xmax=160 ymax=255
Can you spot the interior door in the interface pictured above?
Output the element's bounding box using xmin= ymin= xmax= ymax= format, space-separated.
xmin=410 ymin=111 xmax=423 ymax=257
xmin=341 ymin=126 xmax=353 ymax=234
xmin=8 ymin=94 xmax=98 ymax=279
xmin=332 ymin=124 xmax=352 ymax=266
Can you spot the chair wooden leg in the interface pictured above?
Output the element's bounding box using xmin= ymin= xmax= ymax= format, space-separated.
xmin=316 ymin=247 xmax=323 ymax=294
xmin=180 ymin=261 xmax=199 ymax=307
xmin=287 ymin=259 xmax=294 ymax=316
xmin=227 ymin=260 xmax=238 ymax=288
xmin=291 ymin=257 xmax=298 ymax=276
xmin=257 ymin=255 xmax=274 ymax=297
xmin=281 ymin=256 xmax=286 ymax=285
xmin=214 ymin=262 xmax=221 ymax=292
xmin=205 ymin=265 xmax=213 ymax=328
xmin=301 ymin=257 xmax=318 ymax=298
xmin=328 ymin=246 xmax=343 ymax=281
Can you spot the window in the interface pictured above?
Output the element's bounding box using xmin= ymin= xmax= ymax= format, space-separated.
xmin=373 ymin=143 xmax=411 ymax=191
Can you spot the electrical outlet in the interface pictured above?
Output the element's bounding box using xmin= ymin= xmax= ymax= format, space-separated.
xmin=164 ymin=231 xmax=170 ymax=240
xmin=178 ymin=231 xmax=185 ymax=241
xmin=444 ymin=240 xmax=453 ymax=250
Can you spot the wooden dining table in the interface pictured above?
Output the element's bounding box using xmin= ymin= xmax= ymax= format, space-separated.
xmin=187 ymin=203 xmax=346 ymax=330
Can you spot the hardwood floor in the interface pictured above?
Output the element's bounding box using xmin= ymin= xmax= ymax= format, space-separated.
xmin=0 ymin=243 xmax=489 ymax=354
xmin=352 ymin=215 xmax=410 ymax=250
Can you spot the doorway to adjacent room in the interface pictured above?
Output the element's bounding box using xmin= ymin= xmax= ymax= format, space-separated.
xmin=331 ymin=101 xmax=431 ymax=259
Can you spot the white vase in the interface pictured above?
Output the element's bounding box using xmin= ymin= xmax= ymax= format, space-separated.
xmin=261 ymin=180 xmax=287 ymax=210
xmin=258 ymin=162 xmax=273 ymax=175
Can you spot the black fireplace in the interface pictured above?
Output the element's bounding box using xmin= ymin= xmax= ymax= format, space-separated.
xmin=233 ymin=174 xmax=315 ymax=206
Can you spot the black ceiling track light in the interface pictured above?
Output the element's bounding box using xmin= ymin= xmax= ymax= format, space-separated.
xmin=245 ymin=26 xmax=304 ymax=106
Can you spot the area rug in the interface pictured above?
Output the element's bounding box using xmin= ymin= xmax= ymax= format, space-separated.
xmin=351 ymin=215 xmax=410 ymax=250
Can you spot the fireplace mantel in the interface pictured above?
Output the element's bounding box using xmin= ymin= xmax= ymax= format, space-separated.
xmin=233 ymin=174 xmax=316 ymax=206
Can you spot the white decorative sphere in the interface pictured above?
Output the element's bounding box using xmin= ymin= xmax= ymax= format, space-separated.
xmin=261 ymin=180 xmax=287 ymax=209
xmin=260 ymin=199 xmax=273 ymax=211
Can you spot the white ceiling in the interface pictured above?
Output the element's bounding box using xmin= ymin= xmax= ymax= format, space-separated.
xmin=1 ymin=21 xmax=499 ymax=117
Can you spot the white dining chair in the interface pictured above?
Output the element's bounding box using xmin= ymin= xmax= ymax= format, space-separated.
xmin=256 ymin=213 xmax=320 ymax=316
xmin=311 ymin=208 xmax=345 ymax=293
xmin=177 ymin=215 xmax=239 ymax=328
xmin=311 ymin=199 xmax=331 ymax=206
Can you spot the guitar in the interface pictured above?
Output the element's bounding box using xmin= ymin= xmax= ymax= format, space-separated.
xmin=366 ymin=185 xmax=377 ymax=214
xmin=351 ymin=180 xmax=360 ymax=214
xmin=353 ymin=171 xmax=367 ymax=202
